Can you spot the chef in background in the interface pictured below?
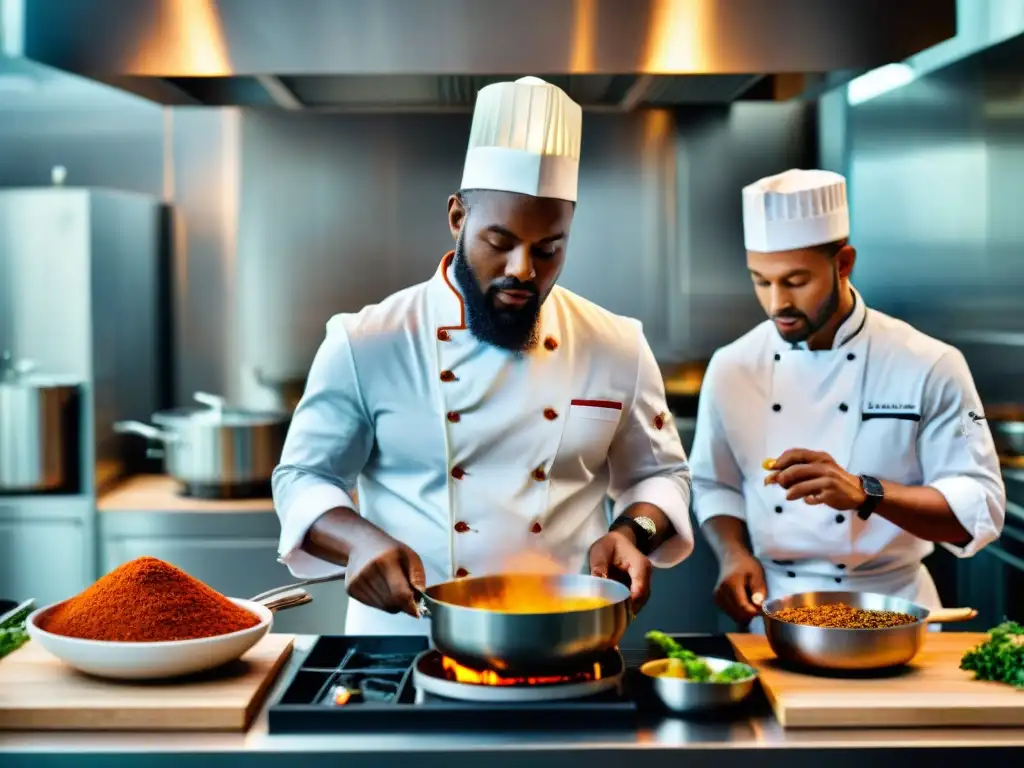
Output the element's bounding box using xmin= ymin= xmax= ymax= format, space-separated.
xmin=690 ymin=169 xmax=1005 ymax=632
xmin=273 ymin=77 xmax=693 ymax=636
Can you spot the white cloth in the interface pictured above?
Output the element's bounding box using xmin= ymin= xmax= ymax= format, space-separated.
xmin=273 ymin=252 xmax=693 ymax=635
xmin=742 ymin=169 xmax=849 ymax=252
xmin=690 ymin=286 xmax=1006 ymax=608
xmin=460 ymin=76 xmax=582 ymax=202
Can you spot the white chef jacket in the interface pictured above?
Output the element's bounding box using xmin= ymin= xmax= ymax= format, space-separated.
xmin=273 ymin=252 xmax=693 ymax=635
xmin=690 ymin=287 xmax=1006 ymax=623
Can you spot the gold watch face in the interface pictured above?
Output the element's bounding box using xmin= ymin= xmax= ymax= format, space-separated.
xmin=634 ymin=516 xmax=657 ymax=537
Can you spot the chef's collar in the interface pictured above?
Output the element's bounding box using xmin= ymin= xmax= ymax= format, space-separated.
xmin=429 ymin=251 xmax=466 ymax=334
xmin=778 ymin=285 xmax=867 ymax=352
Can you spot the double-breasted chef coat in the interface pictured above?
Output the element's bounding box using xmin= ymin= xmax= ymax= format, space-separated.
xmin=273 ymin=252 xmax=693 ymax=635
xmin=689 ymin=287 xmax=1006 ymax=632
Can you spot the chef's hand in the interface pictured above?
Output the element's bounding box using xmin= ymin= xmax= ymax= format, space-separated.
xmin=345 ymin=531 xmax=426 ymax=618
xmin=589 ymin=530 xmax=653 ymax=613
xmin=764 ymin=449 xmax=867 ymax=510
xmin=713 ymin=551 xmax=766 ymax=625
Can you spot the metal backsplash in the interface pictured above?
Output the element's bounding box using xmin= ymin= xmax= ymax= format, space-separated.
xmin=170 ymin=104 xmax=811 ymax=408
xmin=830 ymin=31 xmax=1024 ymax=406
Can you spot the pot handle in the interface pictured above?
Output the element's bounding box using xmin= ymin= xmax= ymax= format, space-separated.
xmin=194 ymin=391 xmax=227 ymax=413
xmin=113 ymin=420 xmax=177 ymax=443
xmin=926 ymin=607 xmax=977 ymax=624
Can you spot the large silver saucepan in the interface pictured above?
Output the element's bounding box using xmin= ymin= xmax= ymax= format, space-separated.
xmin=114 ymin=392 xmax=289 ymax=498
xmin=416 ymin=573 xmax=632 ymax=673
xmin=762 ymin=590 xmax=977 ymax=671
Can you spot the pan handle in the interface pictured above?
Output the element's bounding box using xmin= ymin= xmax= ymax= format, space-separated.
xmin=412 ymin=587 xmax=432 ymax=619
xmin=926 ymin=607 xmax=977 ymax=624
xmin=113 ymin=420 xmax=178 ymax=443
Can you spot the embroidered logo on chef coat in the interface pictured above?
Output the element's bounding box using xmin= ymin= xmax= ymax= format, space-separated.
xmin=959 ymin=408 xmax=986 ymax=440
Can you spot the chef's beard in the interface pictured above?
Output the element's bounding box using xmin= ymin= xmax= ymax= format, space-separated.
xmin=773 ymin=268 xmax=841 ymax=344
xmin=453 ymin=233 xmax=541 ymax=353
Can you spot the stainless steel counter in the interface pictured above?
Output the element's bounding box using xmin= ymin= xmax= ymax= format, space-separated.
xmin=4 ymin=636 xmax=1024 ymax=767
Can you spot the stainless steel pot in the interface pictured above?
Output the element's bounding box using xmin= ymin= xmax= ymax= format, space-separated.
xmin=0 ymin=351 xmax=81 ymax=492
xmin=114 ymin=392 xmax=290 ymax=498
xmin=762 ymin=590 xmax=976 ymax=671
xmin=417 ymin=573 xmax=632 ymax=673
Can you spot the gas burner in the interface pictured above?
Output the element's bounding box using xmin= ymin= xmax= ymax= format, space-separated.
xmin=412 ymin=649 xmax=624 ymax=702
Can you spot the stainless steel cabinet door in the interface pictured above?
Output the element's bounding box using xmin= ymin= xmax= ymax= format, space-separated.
xmin=0 ymin=517 xmax=90 ymax=605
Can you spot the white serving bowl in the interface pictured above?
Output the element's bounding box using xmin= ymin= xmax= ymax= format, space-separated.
xmin=26 ymin=597 xmax=273 ymax=680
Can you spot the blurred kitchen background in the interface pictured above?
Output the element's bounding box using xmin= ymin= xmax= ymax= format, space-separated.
xmin=1 ymin=0 xmax=1023 ymax=639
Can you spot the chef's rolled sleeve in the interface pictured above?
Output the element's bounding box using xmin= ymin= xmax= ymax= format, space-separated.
xmin=272 ymin=316 xmax=374 ymax=579
xmin=607 ymin=326 xmax=693 ymax=568
xmin=918 ymin=349 xmax=1006 ymax=558
xmin=689 ymin=353 xmax=748 ymax=525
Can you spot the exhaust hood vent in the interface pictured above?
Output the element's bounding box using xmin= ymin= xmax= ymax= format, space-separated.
xmin=8 ymin=0 xmax=956 ymax=111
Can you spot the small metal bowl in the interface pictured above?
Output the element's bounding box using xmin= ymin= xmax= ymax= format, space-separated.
xmin=639 ymin=656 xmax=758 ymax=713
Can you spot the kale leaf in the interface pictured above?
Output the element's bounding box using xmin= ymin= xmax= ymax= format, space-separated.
xmin=645 ymin=630 xmax=752 ymax=683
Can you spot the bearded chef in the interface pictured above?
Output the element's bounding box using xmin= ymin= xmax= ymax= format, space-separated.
xmin=272 ymin=77 xmax=693 ymax=636
xmin=690 ymin=168 xmax=1006 ymax=632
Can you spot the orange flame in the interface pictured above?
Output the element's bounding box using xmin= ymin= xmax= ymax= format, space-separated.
xmin=441 ymin=656 xmax=602 ymax=687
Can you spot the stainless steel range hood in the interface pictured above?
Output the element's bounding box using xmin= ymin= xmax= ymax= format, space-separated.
xmin=5 ymin=0 xmax=956 ymax=111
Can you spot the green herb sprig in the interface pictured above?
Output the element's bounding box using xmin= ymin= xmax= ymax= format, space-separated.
xmin=645 ymin=630 xmax=752 ymax=683
xmin=960 ymin=621 xmax=1024 ymax=688
xmin=0 ymin=601 xmax=32 ymax=660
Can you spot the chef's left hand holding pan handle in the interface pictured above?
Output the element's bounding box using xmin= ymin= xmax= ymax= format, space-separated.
xmin=589 ymin=530 xmax=653 ymax=614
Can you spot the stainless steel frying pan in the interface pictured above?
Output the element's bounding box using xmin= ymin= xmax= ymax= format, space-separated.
xmin=416 ymin=573 xmax=632 ymax=673
xmin=762 ymin=590 xmax=977 ymax=671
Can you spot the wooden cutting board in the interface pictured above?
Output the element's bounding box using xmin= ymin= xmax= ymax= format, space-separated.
xmin=729 ymin=632 xmax=1024 ymax=729
xmin=0 ymin=633 xmax=293 ymax=731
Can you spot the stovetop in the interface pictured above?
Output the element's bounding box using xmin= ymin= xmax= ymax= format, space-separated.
xmin=267 ymin=634 xmax=754 ymax=734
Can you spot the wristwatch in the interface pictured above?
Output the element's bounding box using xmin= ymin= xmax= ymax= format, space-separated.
xmin=610 ymin=514 xmax=656 ymax=556
xmin=857 ymin=474 xmax=884 ymax=520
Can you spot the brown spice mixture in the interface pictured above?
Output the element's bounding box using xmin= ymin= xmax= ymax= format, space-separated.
xmin=770 ymin=602 xmax=919 ymax=629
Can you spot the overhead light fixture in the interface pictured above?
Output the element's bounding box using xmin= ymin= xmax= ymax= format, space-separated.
xmin=846 ymin=63 xmax=916 ymax=106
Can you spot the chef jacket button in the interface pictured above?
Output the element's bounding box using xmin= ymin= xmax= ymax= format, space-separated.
xmin=454 ymin=521 xmax=470 ymax=533
xmin=544 ymin=336 xmax=559 ymax=351
xmin=447 ymin=411 xmax=461 ymax=423
xmin=837 ymin=563 xmax=847 ymax=570
xmin=774 ymin=353 xmax=781 ymax=361
xmin=847 ymin=353 xmax=855 ymax=361
xmin=531 ymin=522 xmax=543 ymax=534
xmin=774 ymin=505 xmax=783 ymax=514
xmin=455 ymin=567 xmax=469 ymax=578
xmin=653 ymin=412 xmax=666 ymax=430
xmin=532 ymin=467 xmax=547 ymax=481
xmin=451 ymin=466 xmax=465 ymax=479
xmin=786 ymin=571 xmax=796 ymax=578
xmin=440 ymin=369 xmax=456 ymax=382
xmin=834 ymin=577 xmax=843 ymax=584
xmin=839 ymin=402 xmax=849 ymax=413
xmin=835 ymin=514 xmax=846 ymax=524
xmin=437 ymin=329 xmax=451 ymax=342
xmin=772 ymin=403 xmax=781 ymax=412
xmin=544 ymin=407 xmax=558 ymax=421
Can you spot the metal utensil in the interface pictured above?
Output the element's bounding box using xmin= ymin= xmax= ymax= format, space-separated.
xmin=254 ymin=587 xmax=312 ymax=613
xmin=416 ymin=573 xmax=631 ymax=673
xmin=640 ymin=656 xmax=757 ymax=713
xmin=762 ymin=591 xmax=977 ymax=671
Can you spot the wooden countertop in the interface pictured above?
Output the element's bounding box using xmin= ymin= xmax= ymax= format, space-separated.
xmin=97 ymin=475 xmax=275 ymax=514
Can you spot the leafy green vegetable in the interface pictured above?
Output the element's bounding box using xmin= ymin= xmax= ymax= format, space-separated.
xmin=0 ymin=601 xmax=32 ymax=660
xmin=960 ymin=621 xmax=1024 ymax=688
xmin=645 ymin=630 xmax=752 ymax=683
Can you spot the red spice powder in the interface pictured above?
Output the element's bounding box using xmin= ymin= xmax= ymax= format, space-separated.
xmin=40 ymin=556 xmax=261 ymax=642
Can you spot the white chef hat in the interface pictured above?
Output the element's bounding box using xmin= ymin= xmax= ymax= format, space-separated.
xmin=742 ymin=169 xmax=849 ymax=253
xmin=460 ymin=76 xmax=582 ymax=203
